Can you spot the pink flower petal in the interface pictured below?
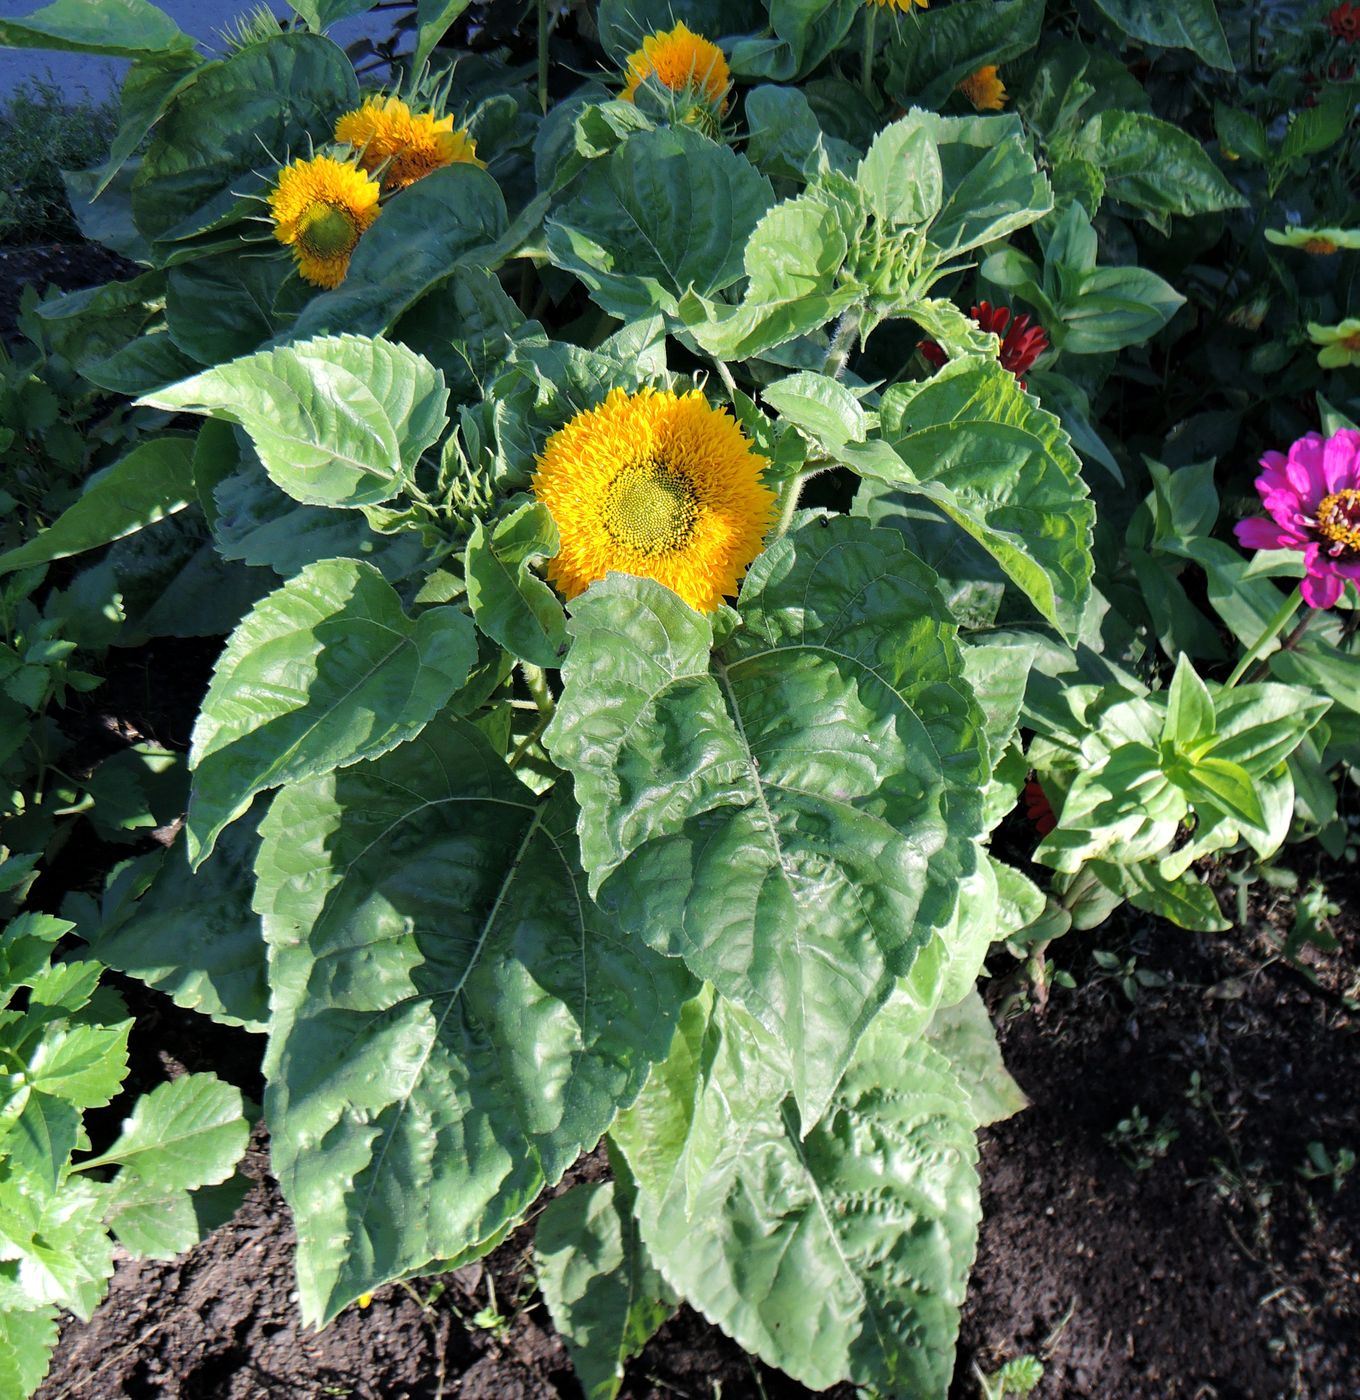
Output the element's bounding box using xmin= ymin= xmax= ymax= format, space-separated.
xmin=1322 ymin=428 xmax=1360 ymax=493
xmin=1301 ymin=570 xmax=1344 ymax=608
xmin=1235 ymin=517 xmax=1295 ymax=550
xmin=1285 ymin=432 xmax=1327 ymax=506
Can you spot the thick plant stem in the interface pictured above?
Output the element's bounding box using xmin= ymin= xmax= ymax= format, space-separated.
xmin=521 ymin=661 xmax=554 ymax=716
xmin=861 ymin=7 xmax=877 ymax=99
xmin=823 ymin=308 xmax=861 ymax=380
xmin=537 ymin=0 xmax=550 ymax=114
xmin=770 ymin=468 xmax=817 ymax=541
xmin=1243 ymin=609 xmax=1316 ymax=685
xmin=1224 ymin=586 xmax=1301 ymax=688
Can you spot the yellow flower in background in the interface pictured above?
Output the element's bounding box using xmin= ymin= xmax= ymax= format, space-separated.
xmin=335 ymin=95 xmax=484 ymax=190
xmin=957 ymin=65 xmax=1007 ymax=111
xmin=865 ymin=0 xmax=930 ymax=9
xmin=267 ymin=154 xmax=381 ymax=288
xmin=1265 ymin=226 xmax=1360 ymax=255
xmin=532 ymin=387 xmax=775 ymax=614
xmin=620 ymin=22 xmax=731 ymax=114
xmin=1307 ymin=319 xmax=1360 ymax=369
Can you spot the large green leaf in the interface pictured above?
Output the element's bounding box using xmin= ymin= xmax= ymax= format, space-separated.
xmin=166 ymin=250 xmax=302 ymax=364
xmin=0 ymin=1306 xmax=58 ymax=1400
xmin=186 ymin=558 xmax=476 ymax=865
xmin=131 ymin=34 xmax=357 ymax=244
xmin=546 ymin=516 xmax=987 ymax=1123
xmin=142 ymin=333 xmax=448 ymax=511
xmin=465 ymin=500 xmax=568 ymax=669
xmin=1091 ymin=0 xmax=1232 ymax=70
xmin=1073 ymin=111 xmax=1246 ymax=221
xmin=288 ymin=164 xmax=511 ymax=342
xmin=547 ymin=125 xmax=774 ymax=322
xmin=79 ymin=1073 xmax=246 ymax=1191
xmin=287 ymin=0 xmax=381 ymax=26
xmin=92 ymin=49 xmax=205 ymax=197
xmin=413 ymin=0 xmax=473 ymax=70
xmin=0 ymin=438 xmax=195 ymax=575
xmin=79 ymin=815 xmax=269 ymax=1031
xmin=849 ymin=358 xmax=1093 ymax=637
xmin=0 ymin=0 xmax=192 ymax=56
xmin=612 ymin=988 xmax=982 ymax=1397
xmin=536 ymin=1174 xmax=675 ymax=1400
xmin=256 ymin=721 xmax=695 ymax=1324
xmin=924 ymin=990 xmax=1027 ymax=1127
xmin=729 ymin=0 xmax=861 ymax=83
xmin=677 ymin=177 xmax=861 ymax=359
xmin=885 ymin=0 xmax=1046 ymax=108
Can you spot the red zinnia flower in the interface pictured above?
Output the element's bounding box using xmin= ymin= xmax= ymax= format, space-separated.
xmin=919 ymin=302 xmax=1050 ymax=390
xmin=1023 ymin=777 xmax=1057 ymax=837
xmin=1327 ymin=1 xmax=1360 ymax=42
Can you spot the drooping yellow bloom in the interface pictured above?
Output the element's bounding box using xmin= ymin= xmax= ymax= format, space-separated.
xmin=532 ymin=387 xmax=775 ymax=614
xmin=335 ymin=95 xmax=484 ymax=190
xmin=1307 ymin=318 xmax=1360 ymax=369
xmin=1266 ymin=226 xmax=1360 ymax=255
xmin=267 ymin=154 xmax=381 ymax=289
xmin=620 ymin=22 xmax=731 ymax=114
xmin=957 ymin=65 xmax=1007 ymax=112
xmin=865 ymin=0 xmax=929 ymax=10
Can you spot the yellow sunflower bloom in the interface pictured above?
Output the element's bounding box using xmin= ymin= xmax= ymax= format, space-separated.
xmin=620 ymin=22 xmax=731 ymax=114
xmin=335 ymin=94 xmax=484 ymax=190
xmin=865 ymin=0 xmax=929 ymax=10
xmin=957 ymin=64 xmax=1007 ymax=112
xmin=532 ymin=387 xmax=775 ymax=614
xmin=267 ymin=154 xmax=381 ymax=289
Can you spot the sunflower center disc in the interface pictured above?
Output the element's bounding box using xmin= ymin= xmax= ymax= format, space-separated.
xmin=1317 ymin=488 xmax=1360 ymax=554
xmin=604 ymin=463 xmax=700 ymax=555
xmin=298 ymin=202 xmax=361 ymax=260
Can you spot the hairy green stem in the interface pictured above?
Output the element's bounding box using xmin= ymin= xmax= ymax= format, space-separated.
xmin=822 ymin=307 xmax=861 ymax=380
xmin=1224 ymin=586 xmax=1301 ymax=688
xmin=861 ymin=7 xmax=877 ymax=99
xmin=770 ymin=467 xmax=819 ymax=540
xmin=520 ymin=662 xmax=555 ymax=716
xmin=537 ymin=0 xmax=550 ymax=114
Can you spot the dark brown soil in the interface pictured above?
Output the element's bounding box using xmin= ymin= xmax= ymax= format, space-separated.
xmin=36 ymin=853 xmax=1360 ymax=1400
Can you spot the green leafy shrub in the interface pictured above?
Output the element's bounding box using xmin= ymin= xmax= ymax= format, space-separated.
xmin=1 ymin=0 xmax=1357 ymax=1395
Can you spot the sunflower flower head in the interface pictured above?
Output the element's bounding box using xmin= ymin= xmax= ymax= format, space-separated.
xmin=866 ymin=0 xmax=929 ymax=10
xmin=268 ymin=153 xmax=381 ymax=288
xmin=532 ymin=387 xmax=775 ymax=613
xmin=1235 ymin=429 xmax=1360 ymax=609
xmin=335 ymin=94 xmax=484 ymax=190
xmin=620 ymin=22 xmax=731 ymax=122
xmin=957 ymin=65 xmax=1007 ymax=112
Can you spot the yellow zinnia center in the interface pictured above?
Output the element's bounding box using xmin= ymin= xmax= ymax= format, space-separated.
xmin=1304 ymin=237 xmax=1339 ymax=255
xmin=603 ymin=462 xmax=701 ymax=555
xmin=1318 ymin=489 xmax=1360 ymax=552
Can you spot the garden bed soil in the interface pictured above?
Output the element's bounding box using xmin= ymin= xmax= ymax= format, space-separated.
xmin=35 ymin=832 xmax=1360 ymax=1399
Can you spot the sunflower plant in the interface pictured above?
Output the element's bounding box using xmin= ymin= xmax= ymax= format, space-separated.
xmin=2 ymin=0 xmax=1357 ymax=1396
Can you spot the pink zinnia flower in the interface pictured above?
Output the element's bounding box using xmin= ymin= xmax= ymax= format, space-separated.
xmin=919 ymin=301 xmax=1049 ymax=390
xmin=1235 ymin=429 xmax=1360 ymax=609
